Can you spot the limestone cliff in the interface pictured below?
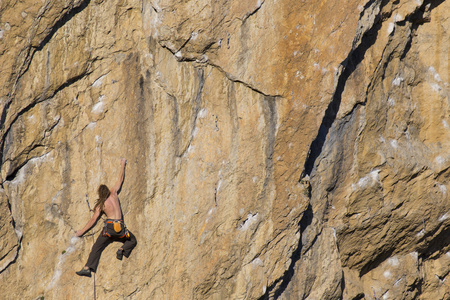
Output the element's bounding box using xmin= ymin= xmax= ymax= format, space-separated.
xmin=0 ymin=0 xmax=449 ymax=299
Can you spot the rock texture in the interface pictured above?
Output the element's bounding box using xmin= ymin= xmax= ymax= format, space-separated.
xmin=0 ymin=0 xmax=448 ymax=299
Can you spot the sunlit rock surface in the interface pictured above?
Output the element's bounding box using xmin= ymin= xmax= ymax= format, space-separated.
xmin=0 ymin=0 xmax=448 ymax=299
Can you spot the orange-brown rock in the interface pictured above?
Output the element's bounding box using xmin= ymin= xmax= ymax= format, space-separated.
xmin=0 ymin=0 xmax=448 ymax=299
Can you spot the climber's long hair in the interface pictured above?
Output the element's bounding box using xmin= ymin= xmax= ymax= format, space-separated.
xmin=94 ymin=184 xmax=110 ymax=212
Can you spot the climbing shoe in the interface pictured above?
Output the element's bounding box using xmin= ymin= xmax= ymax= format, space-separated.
xmin=76 ymin=268 xmax=91 ymax=277
xmin=116 ymin=249 xmax=124 ymax=261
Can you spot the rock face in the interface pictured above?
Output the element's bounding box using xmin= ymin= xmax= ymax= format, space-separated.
xmin=0 ymin=0 xmax=448 ymax=299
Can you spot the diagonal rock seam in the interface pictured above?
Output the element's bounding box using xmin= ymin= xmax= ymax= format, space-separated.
xmin=1 ymin=0 xmax=93 ymax=180
xmin=258 ymin=0 xmax=390 ymax=298
xmin=207 ymin=60 xmax=283 ymax=98
xmin=257 ymin=203 xmax=314 ymax=300
xmin=0 ymin=69 xmax=91 ymax=182
xmin=0 ymin=1 xmax=93 ymax=276
xmin=261 ymin=0 xmax=449 ymax=298
xmin=301 ymin=0 xmax=387 ymax=180
xmin=0 ymin=192 xmax=22 ymax=274
xmin=158 ymin=24 xmax=282 ymax=99
xmin=241 ymin=0 xmax=265 ymax=23
xmin=3 ymin=145 xmax=52 ymax=182
xmin=1 ymin=0 xmax=92 ymax=132
xmin=34 ymin=0 xmax=92 ymax=53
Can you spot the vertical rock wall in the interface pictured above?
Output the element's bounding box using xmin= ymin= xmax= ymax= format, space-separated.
xmin=282 ymin=0 xmax=450 ymax=299
xmin=0 ymin=0 xmax=448 ymax=299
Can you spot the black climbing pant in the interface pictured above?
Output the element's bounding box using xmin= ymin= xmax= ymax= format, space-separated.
xmin=85 ymin=221 xmax=137 ymax=272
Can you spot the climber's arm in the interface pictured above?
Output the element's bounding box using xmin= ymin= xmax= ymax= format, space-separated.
xmin=75 ymin=206 xmax=102 ymax=237
xmin=111 ymin=158 xmax=127 ymax=194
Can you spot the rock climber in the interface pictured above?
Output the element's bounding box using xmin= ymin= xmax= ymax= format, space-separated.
xmin=75 ymin=158 xmax=137 ymax=277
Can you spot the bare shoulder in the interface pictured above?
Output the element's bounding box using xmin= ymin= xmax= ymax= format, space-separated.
xmin=109 ymin=189 xmax=119 ymax=200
